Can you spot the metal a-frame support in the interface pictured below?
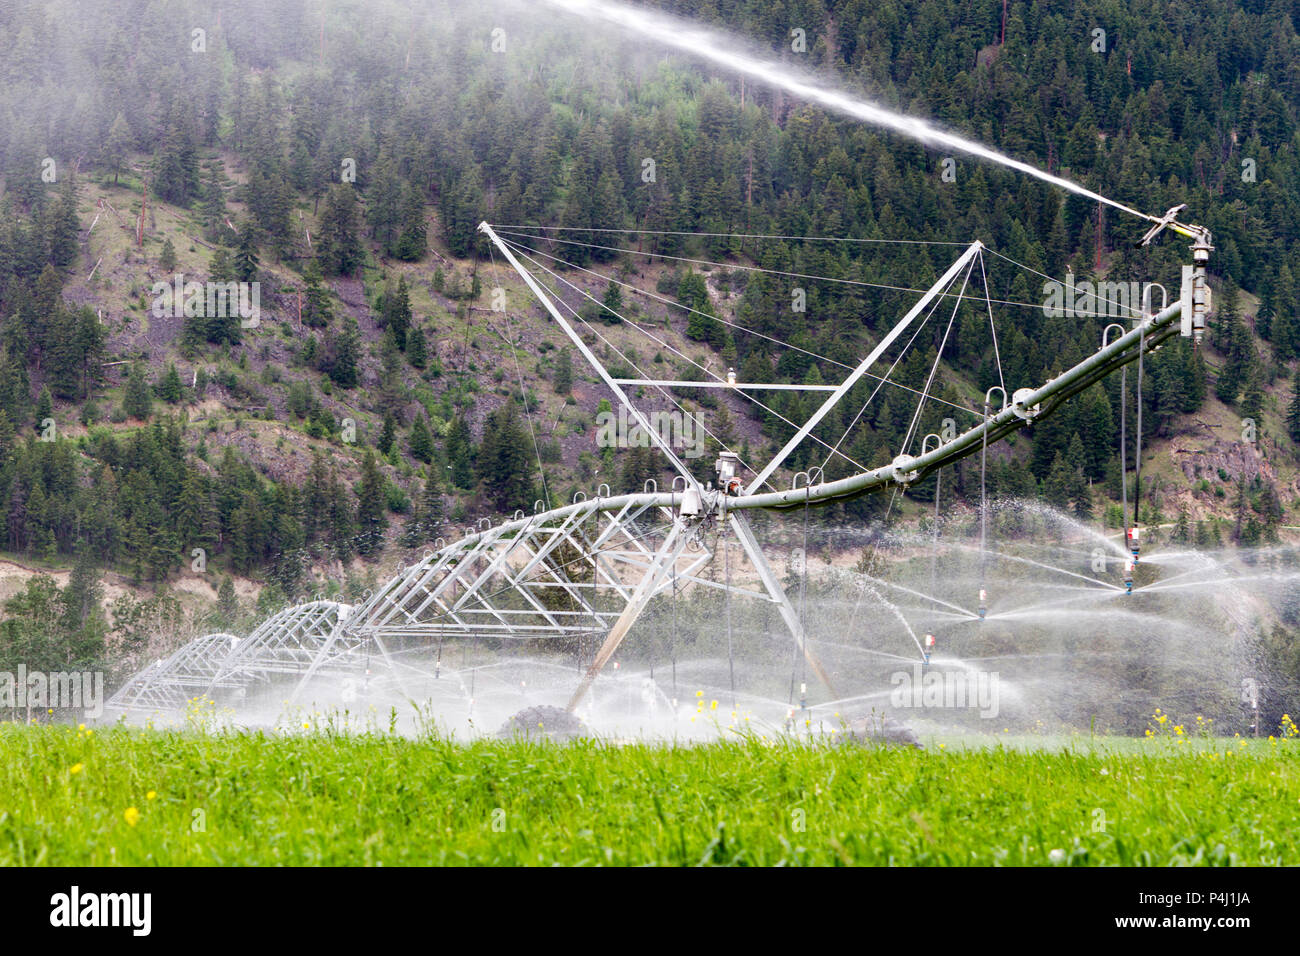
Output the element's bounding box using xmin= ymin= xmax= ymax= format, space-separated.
xmin=566 ymin=519 xmax=690 ymax=711
xmin=727 ymin=510 xmax=836 ymax=695
xmin=563 ymin=507 xmax=839 ymax=712
xmin=747 ymin=240 xmax=984 ymax=492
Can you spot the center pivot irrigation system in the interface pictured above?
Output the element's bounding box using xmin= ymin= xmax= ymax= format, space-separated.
xmin=107 ymin=198 xmax=1215 ymax=722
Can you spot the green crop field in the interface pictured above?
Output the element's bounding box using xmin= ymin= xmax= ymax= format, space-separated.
xmin=2 ymin=719 xmax=1297 ymax=866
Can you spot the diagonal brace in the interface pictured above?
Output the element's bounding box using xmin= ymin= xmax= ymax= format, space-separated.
xmin=566 ymin=519 xmax=690 ymax=712
xmin=727 ymin=511 xmax=836 ymax=697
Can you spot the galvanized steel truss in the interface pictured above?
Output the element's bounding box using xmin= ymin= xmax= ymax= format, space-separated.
xmin=107 ymin=223 xmax=1209 ymax=719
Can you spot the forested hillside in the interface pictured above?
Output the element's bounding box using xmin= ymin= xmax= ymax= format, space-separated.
xmin=2 ymin=0 xmax=1300 ymax=672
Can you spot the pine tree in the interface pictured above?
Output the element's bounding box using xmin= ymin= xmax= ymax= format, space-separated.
xmin=1240 ymin=367 xmax=1264 ymax=422
xmin=123 ymin=363 xmax=153 ymax=420
xmin=407 ymin=326 xmax=428 ymax=370
xmin=199 ymin=172 xmax=229 ymax=241
xmin=680 ymin=271 xmax=725 ymax=346
xmin=34 ymin=387 xmax=52 ymax=432
xmin=152 ymin=118 xmax=200 ymax=206
xmin=377 ymin=336 xmax=405 ymax=419
xmin=381 ymin=275 xmax=412 ymax=350
xmin=445 ymin=413 xmax=474 ymax=488
xmin=158 ymin=364 xmax=183 ymax=404
xmin=103 ymin=112 xmax=132 ymax=185
xmin=209 ymin=246 xmax=236 ymax=283
xmin=327 ymin=318 xmax=361 ymax=388
xmin=234 ymin=225 xmax=260 ymax=283
xmin=553 ymin=349 xmax=573 ymax=394
xmin=1173 ymin=509 xmax=1190 ymax=544
xmin=159 ymin=237 xmax=177 ymax=272
xmin=402 ymin=474 xmax=445 ymax=547
xmin=1270 ymin=263 xmax=1299 ymax=361
xmin=409 ymin=413 xmax=435 ymax=463
xmin=419 ymin=476 xmax=445 ymax=539
xmin=1258 ymin=482 xmax=1284 ymax=543
xmin=393 ymin=183 xmax=428 ymax=261
xmin=1215 ymin=310 xmax=1252 ymax=406
xmin=301 ymin=260 xmax=333 ymax=328
xmin=1240 ymin=516 xmax=1262 ymax=547
xmin=205 ymin=248 xmax=242 ymax=345
xmin=48 ymin=181 xmax=80 ymax=269
xmin=326 ymin=466 xmax=356 ymax=563
xmin=476 ymin=402 xmax=534 ymax=511
xmin=1287 ymin=367 xmax=1300 ymax=443
xmin=440 ymin=168 xmax=483 ymax=258
xmin=216 ymin=575 xmax=238 ymax=627
xmin=601 ymin=281 xmax=624 ymax=325
xmin=1071 ymin=470 xmax=1093 ymax=521
xmin=377 ymin=412 xmax=397 ymax=454
xmin=318 ymin=184 xmax=363 ymax=276
xmin=355 ymin=450 xmax=388 ymax=557
xmin=366 ymin=155 xmax=403 ymax=249
xmin=59 ymin=550 xmax=107 ymax=666
xmin=1043 ymin=451 xmax=1074 ymax=511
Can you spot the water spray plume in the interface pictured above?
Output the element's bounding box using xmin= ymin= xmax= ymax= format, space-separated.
xmin=539 ymin=0 xmax=1160 ymax=223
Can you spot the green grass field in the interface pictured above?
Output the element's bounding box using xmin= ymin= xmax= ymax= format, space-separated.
xmin=2 ymin=723 xmax=1296 ymax=866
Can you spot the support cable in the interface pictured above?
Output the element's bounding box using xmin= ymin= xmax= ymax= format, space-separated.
xmin=980 ymin=397 xmax=990 ymax=615
xmin=901 ymin=258 xmax=974 ymax=457
xmin=495 ymin=224 xmax=970 ymax=247
xmin=978 ymin=249 xmax=1007 ymax=398
xmin=724 ymin=518 xmax=736 ymax=711
xmin=502 ymin=239 xmax=874 ymax=484
xmin=817 ymin=262 xmax=966 ymax=477
xmin=1133 ymin=318 xmax=1146 ymax=535
xmin=1120 ymin=365 xmax=1128 ymax=532
xmin=501 ymin=234 xmax=981 ymax=418
xmin=500 ymin=236 xmax=873 ymax=465
xmin=497 ymin=228 xmax=1095 ymax=316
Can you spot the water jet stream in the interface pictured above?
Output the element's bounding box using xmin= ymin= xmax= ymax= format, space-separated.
xmin=846 ymin=572 xmax=980 ymax=619
xmin=538 ymin=0 xmax=1159 ymax=223
xmin=952 ymin=543 xmax=1123 ymax=590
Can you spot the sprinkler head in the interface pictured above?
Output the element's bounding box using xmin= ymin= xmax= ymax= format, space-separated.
xmin=977 ymin=589 xmax=987 ymax=620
